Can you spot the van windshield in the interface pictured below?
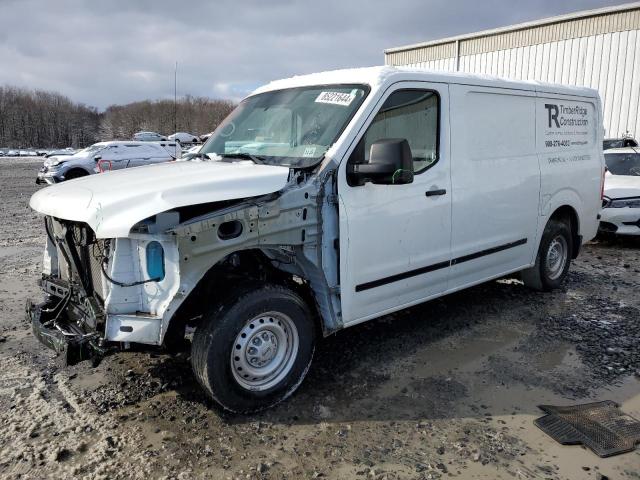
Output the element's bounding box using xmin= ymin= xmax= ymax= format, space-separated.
xmin=200 ymin=84 xmax=368 ymax=168
xmin=605 ymin=152 xmax=640 ymax=176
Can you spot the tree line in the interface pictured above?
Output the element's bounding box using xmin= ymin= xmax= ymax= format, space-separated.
xmin=0 ymin=86 xmax=100 ymax=149
xmin=99 ymin=96 xmax=234 ymax=142
xmin=0 ymin=85 xmax=235 ymax=149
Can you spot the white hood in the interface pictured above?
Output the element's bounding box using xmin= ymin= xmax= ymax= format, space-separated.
xmin=604 ymin=173 xmax=640 ymax=199
xmin=30 ymin=160 xmax=290 ymax=238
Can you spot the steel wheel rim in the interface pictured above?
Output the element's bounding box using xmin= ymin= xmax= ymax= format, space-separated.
xmin=231 ymin=311 xmax=299 ymax=391
xmin=546 ymin=235 xmax=568 ymax=280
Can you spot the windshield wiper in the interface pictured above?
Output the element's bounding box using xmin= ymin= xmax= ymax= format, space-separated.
xmin=219 ymin=153 xmax=266 ymax=165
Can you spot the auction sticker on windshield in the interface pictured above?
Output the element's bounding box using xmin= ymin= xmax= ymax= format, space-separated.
xmin=315 ymin=91 xmax=355 ymax=106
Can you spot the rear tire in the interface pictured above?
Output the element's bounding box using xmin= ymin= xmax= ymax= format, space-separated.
xmin=521 ymin=219 xmax=573 ymax=291
xmin=191 ymin=283 xmax=316 ymax=413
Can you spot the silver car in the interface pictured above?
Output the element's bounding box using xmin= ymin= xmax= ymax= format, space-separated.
xmin=36 ymin=141 xmax=179 ymax=184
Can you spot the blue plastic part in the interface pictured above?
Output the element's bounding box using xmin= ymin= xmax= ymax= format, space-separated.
xmin=146 ymin=241 xmax=165 ymax=281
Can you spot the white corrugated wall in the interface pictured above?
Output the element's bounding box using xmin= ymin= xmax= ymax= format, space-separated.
xmin=386 ymin=4 xmax=640 ymax=140
xmin=399 ymin=29 xmax=640 ymax=139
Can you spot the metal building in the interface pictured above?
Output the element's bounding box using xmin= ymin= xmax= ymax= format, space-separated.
xmin=385 ymin=2 xmax=640 ymax=140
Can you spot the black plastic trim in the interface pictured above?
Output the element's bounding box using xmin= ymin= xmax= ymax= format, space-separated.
xmin=450 ymin=238 xmax=527 ymax=266
xmin=355 ymin=238 xmax=527 ymax=292
xmin=355 ymin=260 xmax=450 ymax=292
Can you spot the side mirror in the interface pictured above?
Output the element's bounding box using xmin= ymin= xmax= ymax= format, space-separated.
xmin=94 ymin=155 xmax=102 ymax=162
xmin=348 ymin=138 xmax=414 ymax=186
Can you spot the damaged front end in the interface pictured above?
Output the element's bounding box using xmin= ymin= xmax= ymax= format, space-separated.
xmin=27 ymin=218 xmax=113 ymax=365
xmin=28 ymin=166 xmax=343 ymax=366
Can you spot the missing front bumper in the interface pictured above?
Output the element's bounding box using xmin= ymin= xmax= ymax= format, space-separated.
xmin=26 ymin=298 xmax=104 ymax=366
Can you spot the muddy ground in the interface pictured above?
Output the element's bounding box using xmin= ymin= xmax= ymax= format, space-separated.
xmin=0 ymin=156 xmax=639 ymax=480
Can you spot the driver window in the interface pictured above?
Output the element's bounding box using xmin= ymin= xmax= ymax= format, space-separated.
xmin=350 ymin=89 xmax=439 ymax=174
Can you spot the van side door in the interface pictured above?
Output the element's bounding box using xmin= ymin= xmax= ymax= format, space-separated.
xmin=447 ymin=85 xmax=540 ymax=289
xmin=338 ymin=82 xmax=452 ymax=326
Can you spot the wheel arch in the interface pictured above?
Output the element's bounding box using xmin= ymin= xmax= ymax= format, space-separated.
xmin=162 ymin=248 xmax=330 ymax=348
xmin=64 ymin=166 xmax=92 ymax=178
xmin=548 ymin=204 xmax=581 ymax=259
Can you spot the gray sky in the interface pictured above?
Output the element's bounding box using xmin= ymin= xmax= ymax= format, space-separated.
xmin=0 ymin=0 xmax=629 ymax=109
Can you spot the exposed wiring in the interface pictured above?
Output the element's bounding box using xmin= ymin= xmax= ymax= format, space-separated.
xmin=99 ymin=259 xmax=161 ymax=287
xmin=42 ymin=291 xmax=71 ymax=327
xmin=91 ymin=241 xmax=161 ymax=287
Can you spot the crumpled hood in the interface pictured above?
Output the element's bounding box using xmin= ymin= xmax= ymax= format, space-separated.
xmin=30 ymin=160 xmax=290 ymax=238
xmin=604 ymin=173 xmax=640 ymax=199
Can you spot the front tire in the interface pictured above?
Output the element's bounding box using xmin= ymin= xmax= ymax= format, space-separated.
xmin=521 ymin=219 xmax=573 ymax=291
xmin=191 ymin=284 xmax=316 ymax=413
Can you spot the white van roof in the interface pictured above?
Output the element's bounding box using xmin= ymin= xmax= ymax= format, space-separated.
xmin=251 ymin=65 xmax=598 ymax=99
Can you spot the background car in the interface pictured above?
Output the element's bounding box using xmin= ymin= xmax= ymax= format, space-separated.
xmin=178 ymin=144 xmax=205 ymax=161
xmin=603 ymin=137 xmax=638 ymax=150
xmin=599 ymin=147 xmax=640 ymax=236
xmin=37 ymin=141 xmax=180 ymax=184
xmin=168 ymin=132 xmax=200 ymax=144
xmin=133 ymin=131 xmax=167 ymax=142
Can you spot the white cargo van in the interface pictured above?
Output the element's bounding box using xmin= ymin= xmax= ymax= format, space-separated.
xmin=27 ymin=67 xmax=603 ymax=412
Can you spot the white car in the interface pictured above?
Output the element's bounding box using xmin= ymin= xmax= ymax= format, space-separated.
xmin=168 ymin=132 xmax=200 ymax=144
xmin=36 ymin=141 xmax=180 ymax=184
xmin=27 ymin=66 xmax=603 ymax=412
xmin=133 ymin=131 xmax=167 ymax=142
xmin=600 ymin=147 xmax=640 ymax=235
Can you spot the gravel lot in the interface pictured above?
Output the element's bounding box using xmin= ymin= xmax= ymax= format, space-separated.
xmin=0 ymin=156 xmax=639 ymax=480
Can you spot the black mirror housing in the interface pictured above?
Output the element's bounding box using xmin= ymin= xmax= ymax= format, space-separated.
xmin=348 ymin=138 xmax=414 ymax=186
xmin=94 ymin=155 xmax=102 ymax=162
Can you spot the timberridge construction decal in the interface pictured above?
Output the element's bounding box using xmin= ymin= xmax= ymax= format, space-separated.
xmin=541 ymin=101 xmax=592 ymax=149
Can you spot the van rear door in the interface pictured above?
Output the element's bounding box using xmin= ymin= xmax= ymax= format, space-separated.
xmin=447 ymin=85 xmax=540 ymax=289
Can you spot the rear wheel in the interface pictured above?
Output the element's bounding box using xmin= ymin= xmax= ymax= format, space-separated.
xmin=191 ymin=284 xmax=316 ymax=413
xmin=521 ymin=219 xmax=573 ymax=291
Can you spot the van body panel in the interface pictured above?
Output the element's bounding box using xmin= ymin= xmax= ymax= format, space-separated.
xmin=535 ymin=94 xmax=603 ymax=243
xmin=448 ymin=85 xmax=540 ymax=287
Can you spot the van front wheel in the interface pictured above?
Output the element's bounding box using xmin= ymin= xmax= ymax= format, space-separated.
xmin=191 ymin=284 xmax=316 ymax=413
xmin=521 ymin=219 xmax=573 ymax=291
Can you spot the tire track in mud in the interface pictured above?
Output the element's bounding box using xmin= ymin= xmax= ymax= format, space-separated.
xmin=0 ymin=355 xmax=152 ymax=480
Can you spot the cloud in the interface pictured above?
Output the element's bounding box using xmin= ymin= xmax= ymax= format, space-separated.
xmin=0 ymin=0 xmax=626 ymax=109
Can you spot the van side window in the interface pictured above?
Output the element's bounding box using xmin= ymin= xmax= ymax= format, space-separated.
xmin=350 ymin=89 xmax=439 ymax=174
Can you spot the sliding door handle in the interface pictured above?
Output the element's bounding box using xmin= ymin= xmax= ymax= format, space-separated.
xmin=425 ymin=189 xmax=447 ymax=197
